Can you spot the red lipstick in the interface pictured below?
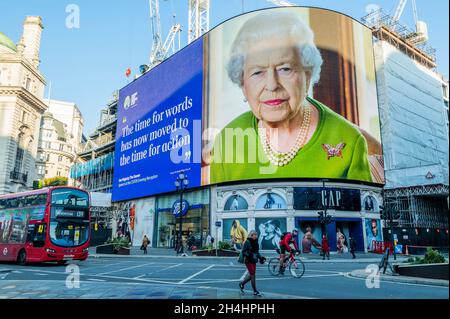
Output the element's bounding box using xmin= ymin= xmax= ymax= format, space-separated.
xmin=262 ymin=99 xmax=287 ymax=106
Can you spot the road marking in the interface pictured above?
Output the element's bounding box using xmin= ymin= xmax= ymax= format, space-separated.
xmin=34 ymin=273 xmax=49 ymax=276
xmin=178 ymin=265 xmax=215 ymax=284
xmin=343 ymin=272 xmax=449 ymax=289
xmin=133 ymin=275 xmax=146 ymax=279
xmin=183 ymin=272 xmax=344 ymax=286
xmin=1 ymin=285 xmax=16 ymax=289
xmin=96 ymin=262 xmax=155 ymax=275
xmin=86 ymin=278 xmax=106 ymax=282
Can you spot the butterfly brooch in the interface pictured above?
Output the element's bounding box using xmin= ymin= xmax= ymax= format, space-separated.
xmin=322 ymin=143 xmax=346 ymax=160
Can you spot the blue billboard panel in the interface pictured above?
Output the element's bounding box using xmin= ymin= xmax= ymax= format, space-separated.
xmin=112 ymin=39 xmax=203 ymax=202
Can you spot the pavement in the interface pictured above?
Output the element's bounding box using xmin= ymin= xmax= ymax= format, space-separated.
xmin=348 ymin=269 xmax=449 ymax=287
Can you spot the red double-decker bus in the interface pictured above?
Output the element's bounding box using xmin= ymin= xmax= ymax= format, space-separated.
xmin=0 ymin=187 xmax=90 ymax=265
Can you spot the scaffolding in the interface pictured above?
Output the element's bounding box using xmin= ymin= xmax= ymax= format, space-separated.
xmin=361 ymin=9 xmax=436 ymax=70
xmin=384 ymin=184 xmax=449 ymax=229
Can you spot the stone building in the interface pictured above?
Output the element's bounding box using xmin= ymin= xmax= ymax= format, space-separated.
xmin=0 ymin=17 xmax=47 ymax=194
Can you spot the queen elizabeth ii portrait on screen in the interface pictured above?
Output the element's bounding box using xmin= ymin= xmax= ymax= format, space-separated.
xmin=205 ymin=8 xmax=383 ymax=185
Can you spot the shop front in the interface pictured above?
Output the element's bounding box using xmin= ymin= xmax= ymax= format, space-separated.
xmin=215 ymin=182 xmax=382 ymax=253
xmin=154 ymin=189 xmax=210 ymax=248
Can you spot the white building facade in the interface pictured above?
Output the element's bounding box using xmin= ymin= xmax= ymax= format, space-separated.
xmin=35 ymin=99 xmax=84 ymax=182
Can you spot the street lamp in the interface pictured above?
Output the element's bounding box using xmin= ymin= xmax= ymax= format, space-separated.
xmin=175 ymin=173 xmax=189 ymax=256
xmin=318 ymin=179 xmax=332 ymax=239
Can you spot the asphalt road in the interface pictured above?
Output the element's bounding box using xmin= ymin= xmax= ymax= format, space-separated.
xmin=0 ymin=256 xmax=448 ymax=299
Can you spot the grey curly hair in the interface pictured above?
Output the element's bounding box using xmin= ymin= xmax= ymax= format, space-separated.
xmin=226 ymin=10 xmax=323 ymax=90
xmin=247 ymin=230 xmax=258 ymax=238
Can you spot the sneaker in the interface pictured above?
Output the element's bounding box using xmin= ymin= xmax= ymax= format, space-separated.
xmin=253 ymin=291 xmax=261 ymax=296
xmin=238 ymin=282 xmax=244 ymax=293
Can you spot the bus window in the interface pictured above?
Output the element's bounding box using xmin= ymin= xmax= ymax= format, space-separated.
xmin=51 ymin=189 xmax=89 ymax=207
xmin=30 ymin=223 xmax=46 ymax=248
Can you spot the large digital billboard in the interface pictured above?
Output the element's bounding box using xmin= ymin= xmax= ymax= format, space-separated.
xmin=113 ymin=7 xmax=383 ymax=202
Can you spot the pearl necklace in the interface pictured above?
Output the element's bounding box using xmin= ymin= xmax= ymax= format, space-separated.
xmin=258 ymin=105 xmax=311 ymax=167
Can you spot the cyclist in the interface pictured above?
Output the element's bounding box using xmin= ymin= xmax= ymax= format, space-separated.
xmin=278 ymin=228 xmax=300 ymax=274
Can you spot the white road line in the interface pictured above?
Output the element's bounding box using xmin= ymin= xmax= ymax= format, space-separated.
xmin=96 ymin=262 xmax=155 ymax=275
xmin=157 ymin=263 xmax=183 ymax=272
xmin=133 ymin=275 xmax=146 ymax=279
xmin=34 ymin=273 xmax=49 ymax=276
xmin=183 ymin=273 xmax=344 ymax=285
xmin=178 ymin=265 xmax=215 ymax=284
xmin=86 ymin=278 xmax=106 ymax=282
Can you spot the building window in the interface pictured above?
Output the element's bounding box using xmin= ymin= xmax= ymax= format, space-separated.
xmin=58 ymin=155 xmax=63 ymax=162
xmin=46 ymin=153 xmax=50 ymax=161
xmin=255 ymin=193 xmax=287 ymax=210
xmin=224 ymin=195 xmax=248 ymax=211
xmin=25 ymin=78 xmax=32 ymax=91
xmin=21 ymin=111 xmax=29 ymax=123
xmin=59 ymin=144 xmax=64 ymax=151
xmin=57 ymin=171 xmax=61 ymax=176
xmin=442 ymin=84 xmax=449 ymax=100
xmin=37 ymin=166 xmax=45 ymax=175
xmin=13 ymin=135 xmax=25 ymax=174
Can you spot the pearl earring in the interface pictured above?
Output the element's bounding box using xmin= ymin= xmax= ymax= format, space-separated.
xmin=243 ymin=98 xmax=248 ymax=102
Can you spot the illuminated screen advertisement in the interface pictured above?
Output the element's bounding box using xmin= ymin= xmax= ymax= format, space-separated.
xmin=113 ymin=7 xmax=383 ymax=202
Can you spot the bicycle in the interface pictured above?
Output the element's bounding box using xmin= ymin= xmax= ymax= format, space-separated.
xmin=267 ymin=248 xmax=305 ymax=278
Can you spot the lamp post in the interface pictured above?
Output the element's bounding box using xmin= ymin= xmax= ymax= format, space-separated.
xmin=175 ymin=173 xmax=189 ymax=256
xmin=318 ymin=179 xmax=332 ymax=239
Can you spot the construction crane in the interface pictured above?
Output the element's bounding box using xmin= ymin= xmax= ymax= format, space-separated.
xmin=148 ymin=0 xmax=182 ymax=69
xmin=188 ymin=0 xmax=210 ymax=44
xmin=266 ymin=0 xmax=296 ymax=6
xmin=391 ymin=0 xmax=428 ymax=43
xmin=391 ymin=0 xmax=407 ymax=25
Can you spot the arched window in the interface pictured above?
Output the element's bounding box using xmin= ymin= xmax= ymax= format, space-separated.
xmin=255 ymin=193 xmax=286 ymax=210
xmin=363 ymin=196 xmax=378 ymax=212
xmin=224 ymin=195 xmax=248 ymax=211
xmin=13 ymin=133 xmax=25 ymax=174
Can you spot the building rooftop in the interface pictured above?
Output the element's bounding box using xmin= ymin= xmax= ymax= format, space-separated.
xmin=0 ymin=31 xmax=17 ymax=52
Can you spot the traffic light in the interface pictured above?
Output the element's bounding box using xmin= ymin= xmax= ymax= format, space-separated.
xmin=393 ymin=210 xmax=401 ymax=220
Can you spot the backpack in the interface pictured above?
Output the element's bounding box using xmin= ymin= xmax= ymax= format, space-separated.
xmin=280 ymin=232 xmax=290 ymax=241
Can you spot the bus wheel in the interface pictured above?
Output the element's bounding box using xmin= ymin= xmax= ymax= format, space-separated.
xmin=57 ymin=260 xmax=67 ymax=266
xmin=17 ymin=250 xmax=27 ymax=266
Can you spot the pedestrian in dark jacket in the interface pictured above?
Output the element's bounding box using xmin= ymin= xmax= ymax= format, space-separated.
xmin=321 ymin=235 xmax=330 ymax=260
xmin=349 ymin=236 xmax=357 ymax=259
xmin=141 ymin=235 xmax=150 ymax=255
xmin=239 ymin=230 xmax=266 ymax=296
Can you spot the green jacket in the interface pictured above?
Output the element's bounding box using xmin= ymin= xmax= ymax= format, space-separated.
xmin=210 ymin=97 xmax=372 ymax=183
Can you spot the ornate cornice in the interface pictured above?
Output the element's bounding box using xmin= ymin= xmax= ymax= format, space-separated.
xmin=0 ymin=86 xmax=47 ymax=113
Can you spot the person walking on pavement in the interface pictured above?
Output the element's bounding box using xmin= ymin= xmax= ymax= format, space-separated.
xmin=141 ymin=235 xmax=150 ymax=255
xmin=239 ymin=230 xmax=266 ymax=296
xmin=349 ymin=236 xmax=357 ymax=259
xmin=321 ymin=234 xmax=330 ymax=260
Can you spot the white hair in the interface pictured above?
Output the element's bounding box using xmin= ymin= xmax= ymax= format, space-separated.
xmin=227 ymin=10 xmax=323 ymax=89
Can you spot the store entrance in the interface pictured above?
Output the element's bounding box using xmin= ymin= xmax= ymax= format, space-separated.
xmin=156 ymin=207 xmax=209 ymax=249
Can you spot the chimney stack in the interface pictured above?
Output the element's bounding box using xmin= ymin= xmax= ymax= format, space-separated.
xmin=21 ymin=16 xmax=43 ymax=68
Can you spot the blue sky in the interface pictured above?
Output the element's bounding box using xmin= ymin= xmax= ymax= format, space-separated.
xmin=1 ymin=0 xmax=448 ymax=134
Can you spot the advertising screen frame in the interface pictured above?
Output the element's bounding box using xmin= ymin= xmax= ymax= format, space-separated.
xmin=112 ymin=6 xmax=384 ymax=202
